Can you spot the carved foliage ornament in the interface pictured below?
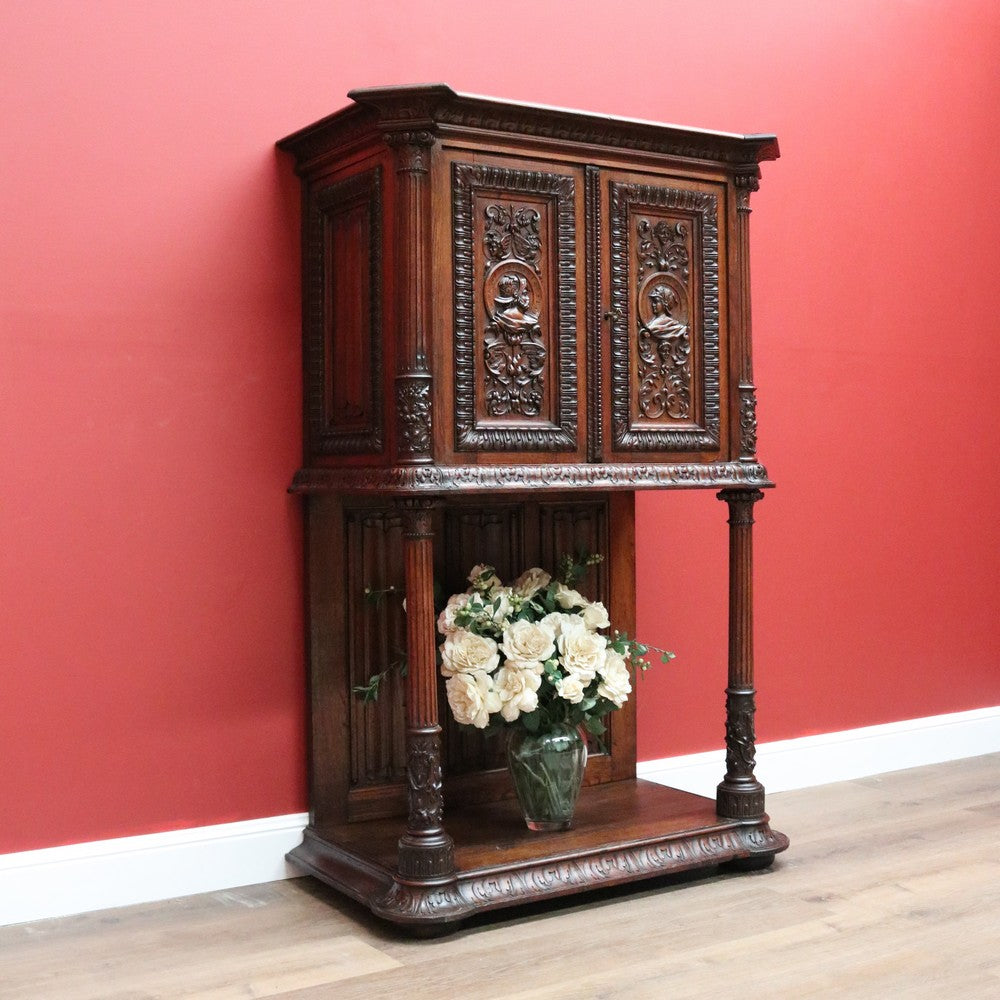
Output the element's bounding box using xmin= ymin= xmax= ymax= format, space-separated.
xmin=739 ymin=386 xmax=758 ymax=458
xmin=291 ymin=461 xmax=774 ymax=494
xmin=406 ymin=730 xmax=445 ymax=830
xmin=482 ymin=204 xmax=547 ymax=418
xmin=396 ymin=376 xmax=432 ymax=458
xmin=636 ymin=219 xmax=693 ymax=422
xmin=724 ymin=689 xmax=757 ymax=778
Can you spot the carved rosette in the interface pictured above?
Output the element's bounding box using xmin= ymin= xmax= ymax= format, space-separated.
xmin=609 ymin=182 xmax=720 ymax=452
xmin=396 ymin=373 xmax=432 ymax=460
xmin=452 ymin=162 xmax=577 ymax=451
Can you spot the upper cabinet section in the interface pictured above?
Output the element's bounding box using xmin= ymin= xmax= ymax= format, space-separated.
xmin=278 ymin=85 xmax=778 ymax=495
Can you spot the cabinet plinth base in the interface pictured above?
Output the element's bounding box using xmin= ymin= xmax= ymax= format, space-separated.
xmin=288 ymin=779 xmax=787 ymax=932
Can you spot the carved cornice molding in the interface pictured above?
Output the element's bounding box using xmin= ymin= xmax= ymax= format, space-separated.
xmin=291 ymin=461 xmax=774 ymax=495
xmin=437 ymin=101 xmax=778 ymax=167
xmin=279 ymin=88 xmax=779 ymax=177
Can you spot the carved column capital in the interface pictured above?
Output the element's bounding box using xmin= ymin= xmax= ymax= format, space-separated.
xmin=396 ymin=498 xmax=436 ymax=538
xmin=734 ymin=168 xmax=760 ymax=212
xmin=717 ymin=487 xmax=764 ymax=523
xmin=385 ymin=130 xmax=435 ymax=173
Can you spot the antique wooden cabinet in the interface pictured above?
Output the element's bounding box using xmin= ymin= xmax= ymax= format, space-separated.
xmin=277 ymin=85 xmax=787 ymax=932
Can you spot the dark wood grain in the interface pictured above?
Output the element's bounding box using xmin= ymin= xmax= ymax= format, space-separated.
xmin=279 ymin=86 xmax=782 ymax=931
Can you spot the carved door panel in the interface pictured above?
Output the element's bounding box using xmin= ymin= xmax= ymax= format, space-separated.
xmin=597 ymin=170 xmax=728 ymax=462
xmin=440 ymin=153 xmax=588 ymax=462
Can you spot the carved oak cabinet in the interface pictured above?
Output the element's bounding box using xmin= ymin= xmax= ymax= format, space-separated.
xmin=277 ymin=85 xmax=787 ymax=931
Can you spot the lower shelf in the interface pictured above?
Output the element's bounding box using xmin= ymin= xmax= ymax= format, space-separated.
xmin=288 ymin=778 xmax=789 ymax=930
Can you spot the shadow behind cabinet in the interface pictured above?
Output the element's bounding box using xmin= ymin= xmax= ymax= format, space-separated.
xmin=278 ymin=86 xmax=787 ymax=931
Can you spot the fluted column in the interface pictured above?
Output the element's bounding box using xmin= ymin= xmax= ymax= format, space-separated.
xmin=716 ymin=488 xmax=766 ymax=820
xmin=734 ymin=168 xmax=760 ymax=463
xmin=396 ymin=500 xmax=454 ymax=880
xmin=388 ymin=131 xmax=435 ymax=463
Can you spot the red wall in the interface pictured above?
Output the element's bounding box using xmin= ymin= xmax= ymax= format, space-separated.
xmin=3 ymin=1 xmax=998 ymax=854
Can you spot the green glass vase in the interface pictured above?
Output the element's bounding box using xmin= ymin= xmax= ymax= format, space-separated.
xmin=506 ymin=724 xmax=588 ymax=831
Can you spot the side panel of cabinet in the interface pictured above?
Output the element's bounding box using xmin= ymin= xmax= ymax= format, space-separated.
xmin=302 ymin=153 xmax=396 ymax=463
xmin=597 ymin=169 xmax=729 ymax=463
xmin=432 ymin=150 xmax=588 ymax=464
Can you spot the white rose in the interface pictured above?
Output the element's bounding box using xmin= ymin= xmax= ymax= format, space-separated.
xmin=554 ymin=583 xmax=588 ymax=610
xmin=446 ymin=671 xmax=501 ymax=728
xmin=557 ymin=628 xmax=608 ymax=682
xmin=597 ymin=650 xmax=632 ymax=707
xmin=512 ymin=567 xmax=551 ymax=599
xmin=580 ymin=600 xmax=610 ymax=631
xmin=468 ymin=563 xmax=502 ymax=594
xmin=437 ymin=592 xmax=470 ymax=636
xmin=493 ymin=661 xmax=543 ymax=722
xmin=554 ymin=672 xmax=587 ymax=704
xmin=440 ymin=629 xmax=500 ymax=677
xmin=500 ymin=619 xmax=556 ymax=663
xmin=541 ymin=611 xmax=586 ymax=638
xmin=486 ymin=588 xmax=514 ymax=625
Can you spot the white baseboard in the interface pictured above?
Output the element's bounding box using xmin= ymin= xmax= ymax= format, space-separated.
xmin=4 ymin=705 xmax=999 ymax=928
xmin=637 ymin=705 xmax=1000 ymax=797
xmin=0 ymin=812 xmax=308 ymax=928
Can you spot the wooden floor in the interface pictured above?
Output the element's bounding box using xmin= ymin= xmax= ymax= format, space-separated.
xmin=3 ymin=753 xmax=999 ymax=999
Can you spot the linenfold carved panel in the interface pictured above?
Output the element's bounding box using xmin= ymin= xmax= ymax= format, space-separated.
xmin=345 ymin=508 xmax=407 ymax=790
xmin=609 ymin=181 xmax=721 ymax=453
xmin=453 ymin=162 xmax=578 ymax=451
xmin=306 ymin=167 xmax=384 ymax=455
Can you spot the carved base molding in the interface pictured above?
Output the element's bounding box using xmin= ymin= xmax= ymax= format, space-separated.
xmin=286 ymin=779 xmax=788 ymax=932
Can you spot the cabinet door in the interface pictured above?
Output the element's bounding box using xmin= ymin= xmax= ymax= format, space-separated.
xmin=599 ymin=170 xmax=727 ymax=461
xmin=439 ymin=153 xmax=587 ymax=462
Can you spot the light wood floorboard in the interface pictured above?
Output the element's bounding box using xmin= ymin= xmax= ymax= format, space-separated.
xmin=2 ymin=753 xmax=998 ymax=998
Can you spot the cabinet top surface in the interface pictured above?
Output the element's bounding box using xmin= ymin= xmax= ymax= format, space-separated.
xmin=277 ymin=83 xmax=779 ymax=167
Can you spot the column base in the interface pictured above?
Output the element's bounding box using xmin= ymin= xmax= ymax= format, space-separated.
xmin=396 ymin=832 xmax=455 ymax=880
xmin=716 ymin=780 xmax=766 ymax=820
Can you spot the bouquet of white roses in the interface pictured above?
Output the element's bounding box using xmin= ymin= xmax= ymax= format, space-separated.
xmin=438 ymin=553 xmax=673 ymax=741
